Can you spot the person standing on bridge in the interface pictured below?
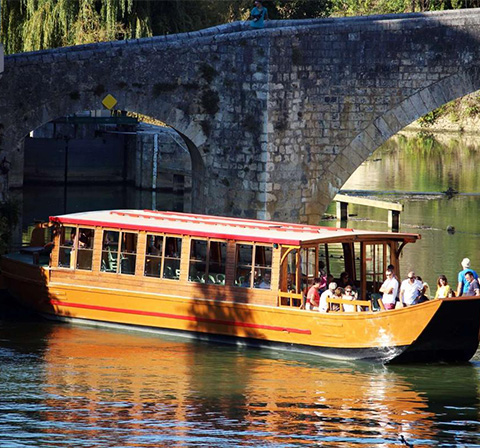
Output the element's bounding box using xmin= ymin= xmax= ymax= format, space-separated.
xmin=249 ymin=0 xmax=268 ymax=29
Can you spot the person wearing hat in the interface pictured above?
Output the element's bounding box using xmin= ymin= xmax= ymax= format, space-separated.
xmin=249 ymin=0 xmax=268 ymax=29
xmin=319 ymin=282 xmax=337 ymax=313
xmin=457 ymin=258 xmax=479 ymax=297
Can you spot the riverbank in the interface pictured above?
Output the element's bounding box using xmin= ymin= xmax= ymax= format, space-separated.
xmin=406 ymin=92 xmax=480 ymax=135
xmin=405 ymin=116 xmax=480 ymax=135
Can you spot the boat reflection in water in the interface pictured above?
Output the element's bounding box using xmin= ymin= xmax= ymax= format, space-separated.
xmin=34 ymin=325 xmax=480 ymax=446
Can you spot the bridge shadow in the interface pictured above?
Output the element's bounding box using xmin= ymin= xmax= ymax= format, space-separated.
xmin=0 ymin=253 xmax=74 ymax=326
xmin=186 ymin=283 xmax=266 ymax=349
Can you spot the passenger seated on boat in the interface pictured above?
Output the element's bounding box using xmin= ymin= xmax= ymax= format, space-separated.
xmin=258 ymin=271 xmax=271 ymax=289
xmin=464 ymin=271 xmax=480 ymax=297
xmin=318 ymin=261 xmax=327 ymax=292
xmin=166 ymin=241 xmax=179 ymax=258
xmin=342 ymin=286 xmax=357 ymax=312
xmin=330 ymin=287 xmax=344 ymax=312
xmin=416 ymin=275 xmax=430 ymax=302
xmin=78 ymin=230 xmax=89 ymax=248
xmin=338 ymin=271 xmax=350 ymax=288
xmin=148 ymin=237 xmax=162 ymax=255
xmin=286 ymin=273 xmax=296 ymax=292
xmin=103 ymin=232 xmax=116 ymax=249
xmin=319 ymin=282 xmax=336 ymax=313
xmin=379 ymin=269 xmax=399 ymax=310
xmin=306 ymin=277 xmax=322 ymax=311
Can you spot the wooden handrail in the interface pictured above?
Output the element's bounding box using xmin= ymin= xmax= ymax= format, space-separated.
xmin=278 ymin=291 xmax=303 ymax=307
xmin=327 ymin=297 xmax=372 ymax=311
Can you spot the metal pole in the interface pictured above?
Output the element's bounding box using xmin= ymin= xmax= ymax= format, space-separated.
xmin=152 ymin=133 xmax=158 ymax=210
xmin=64 ymin=137 xmax=69 ymax=214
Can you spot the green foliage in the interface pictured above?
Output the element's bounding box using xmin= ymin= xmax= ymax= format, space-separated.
xmin=330 ymin=0 xmax=480 ymax=15
xmin=3 ymin=0 xmax=480 ymax=55
xmin=1 ymin=0 xmax=337 ymax=55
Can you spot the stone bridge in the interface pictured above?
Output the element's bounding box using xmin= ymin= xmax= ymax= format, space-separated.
xmin=2 ymin=9 xmax=480 ymax=223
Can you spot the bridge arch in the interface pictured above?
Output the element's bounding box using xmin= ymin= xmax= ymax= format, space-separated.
xmin=321 ymin=66 xmax=480 ymax=213
xmin=2 ymin=10 xmax=480 ymax=223
xmin=8 ymin=92 xmax=207 ymax=211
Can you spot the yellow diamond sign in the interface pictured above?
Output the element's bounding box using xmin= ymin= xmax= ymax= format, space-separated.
xmin=102 ymin=94 xmax=117 ymax=110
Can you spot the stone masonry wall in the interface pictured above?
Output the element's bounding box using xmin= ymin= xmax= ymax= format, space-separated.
xmin=1 ymin=11 xmax=480 ymax=223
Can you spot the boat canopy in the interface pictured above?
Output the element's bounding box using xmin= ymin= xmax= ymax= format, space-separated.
xmin=49 ymin=210 xmax=421 ymax=246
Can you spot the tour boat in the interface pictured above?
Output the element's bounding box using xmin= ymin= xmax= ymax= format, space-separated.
xmin=2 ymin=209 xmax=480 ymax=364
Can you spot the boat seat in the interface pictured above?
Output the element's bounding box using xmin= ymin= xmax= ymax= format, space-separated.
xmin=164 ymin=266 xmax=173 ymax=278
xmin=216 ymin=273 xmax=226 ymax=285
xmin=101 ymin=249 xmax=121 ymax=272
xmin=201 ymin=273 xmax=216 ymax=284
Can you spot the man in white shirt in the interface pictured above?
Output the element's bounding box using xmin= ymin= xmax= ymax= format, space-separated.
xmin=379 ymin=269 xmax=399 ymax=310
xmin=319 ymin=282 xmax=337 ymax=312
xmin=399 ymin=271 xmax=424 ymax=306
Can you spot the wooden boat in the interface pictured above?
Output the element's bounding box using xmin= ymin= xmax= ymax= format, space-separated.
xmin=2 ymin=209 xmax=480 ymax=364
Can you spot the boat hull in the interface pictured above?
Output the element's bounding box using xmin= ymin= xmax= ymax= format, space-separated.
xmin=2 ymin=256 xmax=480 ymax=364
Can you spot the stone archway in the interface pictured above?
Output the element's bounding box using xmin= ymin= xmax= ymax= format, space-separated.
xmin=315 ymin=66 xmax=480 ymax=216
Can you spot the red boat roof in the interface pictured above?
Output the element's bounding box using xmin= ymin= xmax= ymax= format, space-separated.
xmin=49 ymin=209 xmax=421 ymax=245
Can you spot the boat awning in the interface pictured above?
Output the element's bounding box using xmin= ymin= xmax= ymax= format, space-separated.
xmin=49 ymin=209 xmax=421 ymax=246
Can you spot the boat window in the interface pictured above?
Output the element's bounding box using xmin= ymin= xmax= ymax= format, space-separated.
xmin=163 ymin=236 xmax=182 ymax=280
xmin=235 ymin=244 xmax=253 ymax=287
xmin=208 ymin=241 xmax=227 ymax=285
xmin=101 ymin=231 xmax=120 ymax=273
xmin=364 ymin=243 xmax=390 ymax=295
xmin=353 ymin=242 xmax=362 ymax=284
xmin=235 ymin=243 xmax=273 ymax=289
xmin=144 ymin=235 xmax=182 ymax=280
xmin=58 ymin=226 xmax=77 ymax=269
xmin=285 ymin=249 xmax=298 ymax=292
xmin=254 ymin=245 xmax=272 ymax=289
xmin=189 ymin=239 xmax=225 ymax=284
xmin=120 ymin=232 xmax=137 ymax=275
xmin=189 ymin=239 xmax=208 ymax=282
xmin=278 ymin=248 xmax=303 ymax=308
xmin=145 ymin=235 xmax=163 ymax=278
xmin=300 ymin=247 xmax=317 ymax=292
xmin=321 ymin=243 xmax=345 ymax=279
xmin=76 ymin=228 xmax=95 ymax=270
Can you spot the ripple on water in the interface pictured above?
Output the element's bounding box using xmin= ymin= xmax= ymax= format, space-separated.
xmin=0 ymin=321 xmax=480 ymax=446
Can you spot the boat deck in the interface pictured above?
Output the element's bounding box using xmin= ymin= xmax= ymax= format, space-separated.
xmin=4 ymin=250 xmax=50 ymax=267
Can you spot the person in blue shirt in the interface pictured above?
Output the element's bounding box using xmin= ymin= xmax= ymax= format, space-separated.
xmin=464 ymin=271 xmax=480 ymax=296
xmin=249 ymin=0 xmax=268 ymax=29
xmin=456 ymin=257 xmax=479 ymax=296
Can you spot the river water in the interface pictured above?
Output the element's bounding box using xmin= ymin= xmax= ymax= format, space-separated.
xmin=2 ymin=131 xmax=480 ymax=446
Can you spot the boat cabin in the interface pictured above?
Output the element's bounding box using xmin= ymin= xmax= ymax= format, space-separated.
xmin=46 ymin=210 xmax=420 ymax=310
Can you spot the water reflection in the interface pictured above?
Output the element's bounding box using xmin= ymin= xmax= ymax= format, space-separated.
xmin=1 ymin=322 xmax=479 ymax=446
